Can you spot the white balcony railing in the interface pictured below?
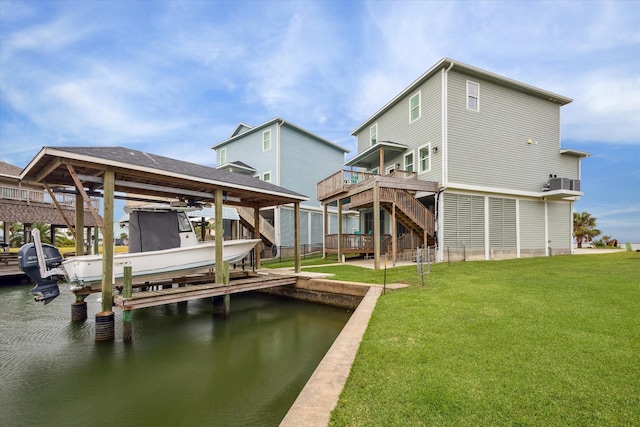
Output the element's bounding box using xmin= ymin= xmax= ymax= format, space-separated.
xmin=0 ymin=185 xmax=100 ymax=210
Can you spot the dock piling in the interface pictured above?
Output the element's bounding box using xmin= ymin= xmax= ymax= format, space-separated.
xmin=122 ymin=266 xmax=133 ymax=342
xmin=213 ymin=262 xmax=231 ymax=317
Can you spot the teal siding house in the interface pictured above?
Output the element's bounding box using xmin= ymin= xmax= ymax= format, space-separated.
xmin=213 ymin=118 xmax=356 ymax=253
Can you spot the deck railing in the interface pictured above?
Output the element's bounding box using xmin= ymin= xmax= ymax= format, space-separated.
xmin=324 ymin=233 xmax=392 ymax=253
xmin=387 ymin=169 xmax=418 ymax=180
xmin=317 ymin=170 xmax=377 ymax=201
xmin=0 ymin=185 xmax=100 ymax=210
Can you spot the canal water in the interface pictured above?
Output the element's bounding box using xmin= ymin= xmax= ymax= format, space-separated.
xmin=0 ymin=282 xmax=352 ymax=426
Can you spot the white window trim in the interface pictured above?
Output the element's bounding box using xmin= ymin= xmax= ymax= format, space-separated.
xmin=219 ymin=147 xmax=226 ymax=165
xmin=466 ymin=80 xmax=480 ymax=111
xmin=370 ymin=123 xmax=378 ymax=146
xmin=262 ymin=171 xmax=272 ymax=183
xmin=409 ymin=91 xmax=421 ymax=123
xmin=404 ymin=150 xmax=415 ymax=172
xmin=385 ymin=164 xmax=396 ymax=175
xmin=418 ymin=143 xmax=431 ymax=173
xmin=263 ymin=129 xmax=272 ymax=151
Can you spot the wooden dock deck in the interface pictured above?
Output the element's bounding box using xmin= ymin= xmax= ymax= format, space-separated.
xmin=114 ymin=273 xmax=298 ymax=310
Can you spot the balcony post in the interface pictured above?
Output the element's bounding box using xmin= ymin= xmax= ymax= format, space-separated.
xmin=391 ymin=203 xmax=397 ymax=266
xmin=323 ymin=204 xmax=328 ymax=259
xmin=337 ymin=198 xmax=343 ymax=262
xmin=294 ymin=202 xmax=301 ymax=273
xmin=373 ymin=180 xmax=380 ymax=270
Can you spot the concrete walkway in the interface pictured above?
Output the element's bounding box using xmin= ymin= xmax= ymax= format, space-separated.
xmin=573 ymin=248 xmax=626 ymax=255
xmin=279 ymin=285 xmax=382 ymax=427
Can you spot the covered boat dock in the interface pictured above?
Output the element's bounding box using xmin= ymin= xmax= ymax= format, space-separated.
xmin=19 ymin=146 xmax=308 ymax=341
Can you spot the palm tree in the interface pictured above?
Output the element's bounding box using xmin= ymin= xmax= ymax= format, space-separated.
xmin=573 ymin=211 xmax=601 ymax=248
xmin=9 ymin=223 xmax=67 ymax=247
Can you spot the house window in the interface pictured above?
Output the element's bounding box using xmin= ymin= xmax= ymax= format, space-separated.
xmin=370 ymin=167 xmax=379 ymax=175
xmin=219 ymin=148 xmax=226 ymax=165
xmin=467 ymin=81 xmax=479 ymax=111
xmin=404 ymin=151 xmax=414 ymax=172
xmin=370 ymin=123 xmax=378 ymax=146
xmin=262 ymin=171 xmax=271 ymax=183
xmin=419 ymin=143 xmax=431 ymax=172
xmin=410 ymin=92 xmax=421 ymax=122
xmin=263 ymin=129 xmax=271 ymax=151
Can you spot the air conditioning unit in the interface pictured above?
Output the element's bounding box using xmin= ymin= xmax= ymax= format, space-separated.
xmin=570 ymin=179 xmax=581 ymax=191
xmin=549 ymin=177 xmax=571 ymax=191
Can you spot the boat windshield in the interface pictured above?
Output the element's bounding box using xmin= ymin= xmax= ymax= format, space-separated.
xmin=177 ymin=212 xmax=193 ymax=233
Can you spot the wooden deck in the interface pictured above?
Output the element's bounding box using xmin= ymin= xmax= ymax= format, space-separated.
xmin=113 ymin=273 xmax=297 ymax=310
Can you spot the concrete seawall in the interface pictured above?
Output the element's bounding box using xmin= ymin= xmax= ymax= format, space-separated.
xmin=279 ymin=284 xmax=383 ymax=426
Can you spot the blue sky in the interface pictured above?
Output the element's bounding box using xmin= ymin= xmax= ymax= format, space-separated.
xmin=1 ymin=0 xmax=638 ymax=242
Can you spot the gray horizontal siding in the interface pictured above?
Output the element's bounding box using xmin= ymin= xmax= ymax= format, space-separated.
xmin=447 ymin=70 xmax=579 ymax=192
xmin=355 ymin=73 xmax=442 ymax=182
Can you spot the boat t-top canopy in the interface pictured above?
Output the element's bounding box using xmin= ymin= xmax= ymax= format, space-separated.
xmin=20 ymin=146 xmax=309 ymax=287
xmin=20 ymin=146 xmax=308 ymax=207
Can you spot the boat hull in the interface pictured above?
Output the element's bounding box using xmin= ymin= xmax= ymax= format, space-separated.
xmin=63 ymin=239 xmax=261 ymax=288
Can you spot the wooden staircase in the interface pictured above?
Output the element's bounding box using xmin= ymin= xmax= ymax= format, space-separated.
xmin=346 ymin=187 xmax=435 ymax=244
xmin=236 ymin=206 xmax=276 ymax=246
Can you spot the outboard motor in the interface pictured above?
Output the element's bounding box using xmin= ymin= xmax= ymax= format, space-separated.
xmin=18 ymin=243 xmax=64 ymax=304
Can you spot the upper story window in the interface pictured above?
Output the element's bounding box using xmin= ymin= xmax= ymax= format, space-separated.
xmin=263 ymin=129 xmax=271 ymax=151
xmin=370 ymin=123 xmax=378 ymax=146
xmin=419 ymin=143 xmax=431 ymax=173
xmin=467 ymin=81 xmax=479 ymax=111
xmin=262 ymin=171 xmax=271 ymax=183
xmin=219 ymin=148 xmax=227 ymax=165
xmin=409 ymin=92 xmax=421 ymax=122
xmin=370 ymin=167 xmax=379 ymax=175
xmin=404 ymin=151 xmax=414 ymax=172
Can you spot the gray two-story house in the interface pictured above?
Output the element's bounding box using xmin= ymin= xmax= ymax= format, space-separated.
xmin=213 ymin=117 xmax=356 ymax=255
xmin=318 ymin=58 xmax=588 ymax=265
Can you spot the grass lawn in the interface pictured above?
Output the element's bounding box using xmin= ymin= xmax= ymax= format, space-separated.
xmin=315 ymin=252 xmax=640 ymax=426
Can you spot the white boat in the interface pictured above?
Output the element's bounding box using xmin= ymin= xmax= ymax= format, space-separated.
xmin=19 ymin=206 xmax=260 ymax=303
xmin=62 ymin=238 xmax=260 ymax=288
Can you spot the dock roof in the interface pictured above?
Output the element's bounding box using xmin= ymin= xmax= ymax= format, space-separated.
xmin=20 ymin=146 xmax=308 ymax=207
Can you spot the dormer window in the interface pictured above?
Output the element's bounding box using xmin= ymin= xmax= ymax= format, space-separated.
xmin=219 ymin=148 xmax=227 ymax=165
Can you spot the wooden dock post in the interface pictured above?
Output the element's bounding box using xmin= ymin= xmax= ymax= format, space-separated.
xmin=96 ymin=170 xmax=115 ymax=342
xmin=223 ymin=261 xmax=230 ymax=316
xmin=71 ymin=294 xmax=88 ymax=322
xmin=213 ymin=261 xmax=231 ymax=317
xmin=122 ymin=266 xmax=133 ymax=342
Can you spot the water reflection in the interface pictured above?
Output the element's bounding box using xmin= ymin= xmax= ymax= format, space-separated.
xmin=0 ymin=284 xmax=351 ymax=426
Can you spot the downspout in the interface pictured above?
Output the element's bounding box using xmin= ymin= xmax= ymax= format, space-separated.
xmin=276 ymin=119 xmax=282 ymax=247
xmin=438 ymin=62 xmax=454 ymax=262
xmin=277 ymin=119 xmax=282 ymax=186
xmin=443 ymin=61 xmax=453 ymax=186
